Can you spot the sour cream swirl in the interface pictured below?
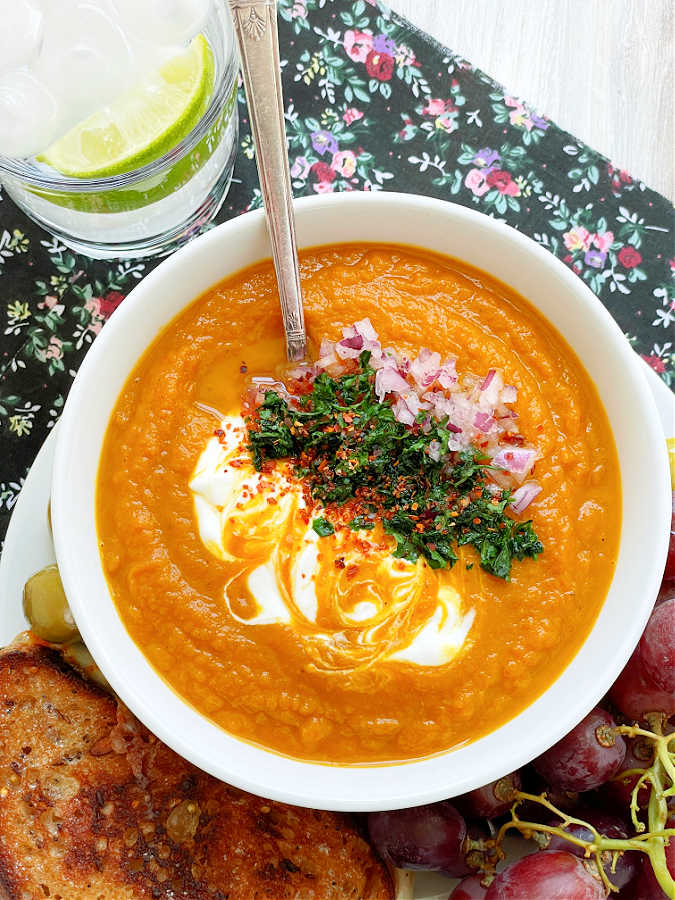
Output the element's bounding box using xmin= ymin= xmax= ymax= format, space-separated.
xmin=189 ymin=416 xmax=475 ymax=672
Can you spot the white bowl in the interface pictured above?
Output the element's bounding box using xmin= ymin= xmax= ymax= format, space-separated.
xmin=51 ymin=192 xmax=671 ymax=811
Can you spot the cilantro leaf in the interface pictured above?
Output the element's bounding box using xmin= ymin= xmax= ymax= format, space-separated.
xmin=312 ymin=517 xmax=335 ymax=537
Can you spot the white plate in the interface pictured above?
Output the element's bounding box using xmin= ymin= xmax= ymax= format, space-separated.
xmin=0 ymin=362 xmax=671 ymax=900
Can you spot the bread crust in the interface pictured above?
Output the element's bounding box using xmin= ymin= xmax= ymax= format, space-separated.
xmin=0 ymin=637 xmax=393 ymax=900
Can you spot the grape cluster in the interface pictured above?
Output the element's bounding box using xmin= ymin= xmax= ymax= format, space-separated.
xmin=368 ymin=500 xmax=675 ymax=899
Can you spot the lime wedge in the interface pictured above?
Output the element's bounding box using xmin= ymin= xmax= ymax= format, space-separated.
xmin=40 ymin=35 xmax=215 ymax=179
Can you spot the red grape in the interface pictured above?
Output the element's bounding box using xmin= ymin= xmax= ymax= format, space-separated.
xmin=456 ymin=771 xmax=522 ymax=819
xmin=610 ymin=586 xmax=675 ymax=721
xmin=484 ymin=850 xmax=606 ymax=899
xmin=638 ymin=597 xmax=675 ymax=694
xmin=610 ymin=644 xmax=675 ymax=721
xmin=533 ymin=706 xmax=626 ymax=791
xmin=449 ymin=874 xmax=488 ymax=899
xmin=656 ymin=582 xmax=675 ymax=606
xmin=367 ymin=801 xmax=470 ymax=876
xmin=545 ymin=810 xmax=637 ymax=889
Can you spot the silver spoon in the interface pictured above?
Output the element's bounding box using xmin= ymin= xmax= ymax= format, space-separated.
xmin=228 ymin=0 xmax=307 ymax=362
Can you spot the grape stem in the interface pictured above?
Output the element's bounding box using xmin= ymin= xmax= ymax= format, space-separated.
xmin=618 ymin=722 xmax=675 ymax=897
xmin=496 ymin=783 xmax=675 ymax=895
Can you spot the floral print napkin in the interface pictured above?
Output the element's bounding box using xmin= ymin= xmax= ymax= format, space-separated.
xmin=0 ymin=0 xmax=673 ymax=543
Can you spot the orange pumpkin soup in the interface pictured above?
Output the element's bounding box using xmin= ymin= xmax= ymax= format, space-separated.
xmin=97 ymin=244 xmax=621 ymax=764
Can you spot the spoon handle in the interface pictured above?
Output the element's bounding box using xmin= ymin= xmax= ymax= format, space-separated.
xmin=228 ymin=0 xmax=307 ymax=362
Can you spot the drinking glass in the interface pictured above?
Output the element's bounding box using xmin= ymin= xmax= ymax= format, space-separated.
xmin=0 ymin=2 xmax=239 ymax=260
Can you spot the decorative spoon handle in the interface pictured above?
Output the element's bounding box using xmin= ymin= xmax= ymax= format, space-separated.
xmin=227 ymin=0 xmax=307 ymax=362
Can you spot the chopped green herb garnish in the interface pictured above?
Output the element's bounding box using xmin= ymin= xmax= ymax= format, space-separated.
xmin=348 ymin=515 xmax=375 ymax=531
xmin=312 ymin=517 xmax=335 ymax=537
xmin=247 ymin=354 xmax=542 ymax=580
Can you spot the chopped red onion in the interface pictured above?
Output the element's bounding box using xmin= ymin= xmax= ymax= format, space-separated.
xmin=410 ymin=347 xmax=441 ymax=388
xmin=510 ymin=481 xmax=542 ymax=514
xmin=336 ymin=319 xmax=382 ymax=360
xmin=288 ymin=362 xmax=317 ymax=381
xmin=474 ymin=411 xmax=496 ymax=433
xmin=317 ymin=339 xmax=341 ymax=371
xmin=335 ymin=336 xmax=364 ymax=359
xmin=437 ymin=359 xmax=457 ymax=388
xmin=424 ymin=390 xmax=450 ymax=415
xmin=427 ymin=440 xmax=442 ymax=462
xmin=319 ymin=338 xmax=336 ymax=357
xmin=375 ymin=366 xmax=409 ymax=401
xmin=481 ymin=369 xmax=496 ymax=391
xmin=492 ymin=447 xmax=537 ymax=475
xmin=392 ymin=396 xmax=416 ymax=426
xmin=392 ymin=391 xmax=429 ymax=425
xmin=309 ymin=320 xmax=539 ymax=479
xmin=352 ymin=317 xmax=378 ymax=342
xmin=341 ymin=334 xmax=364 ymax=350
xmin=477 ymin=369 xmax=504 ymax=408
xmin=402 ymin=391 xmax=429 ymax=417
xmin=398 ymin=354 xmax=411 ymax=375
xmin=370 ymin=350 xmax=399 ymax=371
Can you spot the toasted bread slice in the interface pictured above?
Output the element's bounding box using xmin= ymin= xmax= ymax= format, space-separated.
xmin=0 ymin=637 xmax=393 ymax=900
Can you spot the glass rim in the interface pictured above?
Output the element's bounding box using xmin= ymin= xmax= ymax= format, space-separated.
xmin=0 ymin=48 xmax=238 ymax=193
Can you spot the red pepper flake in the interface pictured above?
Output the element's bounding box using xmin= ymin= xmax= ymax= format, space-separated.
xmin=503 ymin=432 xmax=526 ymax=446
xmin=334 ymin=557 xmax=346 ymax=570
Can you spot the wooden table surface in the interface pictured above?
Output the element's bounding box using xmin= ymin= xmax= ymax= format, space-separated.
xmin=392 ymin=0 xmax=674 ymax=202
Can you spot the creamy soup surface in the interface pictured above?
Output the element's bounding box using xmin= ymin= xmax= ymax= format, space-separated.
xmin=97 ymin=244 xmax=621 ymax=764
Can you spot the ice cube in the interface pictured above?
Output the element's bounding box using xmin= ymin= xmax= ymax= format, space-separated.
xmin=36 ymin=1 xmax=135 ymax=132
xmin=0 ymin=68 xmax=60 ymax=158
xmin=0 ymin=0 xmax=44 ymax=76
xmin=38 ymin=0 xmax=117 ymax=19
xmin=112 ymin=0 xmax=212 ymax=48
